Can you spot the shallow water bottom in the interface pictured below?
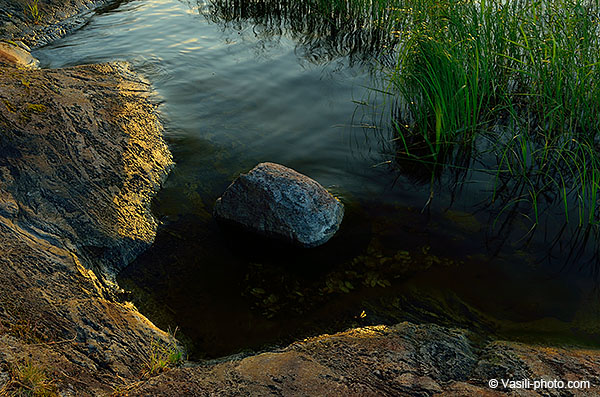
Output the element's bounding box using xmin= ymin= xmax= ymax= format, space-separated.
xmin=118 ymin=198 xmax=600 ymax=359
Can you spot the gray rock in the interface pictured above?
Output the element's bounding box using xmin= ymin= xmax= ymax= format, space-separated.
xmin=214 ymin=162 xmax=344 ymax=247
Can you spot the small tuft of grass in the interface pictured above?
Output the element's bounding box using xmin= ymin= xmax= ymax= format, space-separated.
xmin=110 ymin=330 xmax=185 ymax=397
xmin=24 ymin=0 xmax=43 ymax=25
xmin=141 ymin=329 xmax=184 ymax=379
xmin=1 ymin=361 xmax=58 ymax=397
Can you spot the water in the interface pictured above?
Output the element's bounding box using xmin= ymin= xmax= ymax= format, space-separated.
xmin=35 ymin=0 xmax=600 ymax=358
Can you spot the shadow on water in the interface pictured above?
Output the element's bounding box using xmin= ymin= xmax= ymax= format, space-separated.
xmin=120 ymin=168 xmax=600 ymax=359
xmin=119 ymin=201 xmax=371 ymax=358
xmin=119 ymin=139 xmax=600 ymax=359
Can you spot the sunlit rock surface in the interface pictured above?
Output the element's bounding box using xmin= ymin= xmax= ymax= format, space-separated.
xmin=0 ymin=61 xmax=175 ymax=395
xmin=0 ymin=62 xmax=173 ymax=280
xmin=0 ymin=41 xmax=38 ymax=68
xmin=214 ymin=162 xmax=344 ymax=247
xmin=127 ymin=322 xmax=600 ymax=396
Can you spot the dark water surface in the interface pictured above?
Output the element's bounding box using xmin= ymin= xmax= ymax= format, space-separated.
xmin=35 ymin=0 xmax=600 ymax=358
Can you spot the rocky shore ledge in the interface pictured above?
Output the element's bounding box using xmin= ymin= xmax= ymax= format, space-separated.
xmin=0 ymin=60 xmax=177 ymax=395
xmin=1 ymin=1 xmax=599 ymax=396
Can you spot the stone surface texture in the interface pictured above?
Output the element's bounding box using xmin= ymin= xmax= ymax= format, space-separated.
xmin=0 ymin=41 xmax=39 ymax=68
xmin=0 ymin=0 xmax=111 ymax=48
xmin=214 ymin=162 xmax=344 ymax=247
xmin=0 ymin=61 xmax=175 ymax=395
xmin=128 ymin=323 xmax=600 ymax=397
xmin=0 ymin=62 xmax=173 ymax=281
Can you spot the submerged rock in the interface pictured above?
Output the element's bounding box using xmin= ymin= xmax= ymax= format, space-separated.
xmin=214 ymin=162 xmax=344 ymax=247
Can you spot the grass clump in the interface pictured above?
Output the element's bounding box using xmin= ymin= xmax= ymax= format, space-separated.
xmin=111 ymin=330 xmax=184 ymax=396
xmin=24 ymin=0 xmax=43 ymax=25
xmin=141 ymin=330 xmax=184 ymax=379
xmin=0 ymin=361 xmax=58 ymax=397
xmin=375 ymin=0 xmax=600 ymax=225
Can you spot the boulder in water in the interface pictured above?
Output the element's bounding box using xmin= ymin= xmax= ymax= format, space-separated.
xmin=214 ymin=162 xmax=344 ymax=247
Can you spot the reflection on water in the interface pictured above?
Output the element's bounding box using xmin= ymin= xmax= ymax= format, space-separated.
xmin=199 ymin=0 xmax=397 ymax=66
xmin=34 ymin=0 xmax=600 ymax=358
